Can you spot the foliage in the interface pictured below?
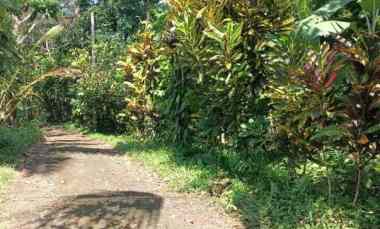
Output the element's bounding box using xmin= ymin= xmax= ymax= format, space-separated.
xmin=157 ymin=0 xmax=294 ymax=147
xmin=38 ymin=76 xmax=77 ymax=123
xmin=0 ymin=0 xmax=81 ymax=126
xmin=115 ymin=0 xmax=379 ymax=209
xmin=0 ymin=122 xmax=42 ymax=165
xmin=266 ymin=0 xmax=380 ymax=203
xmin=54 ymin=0 xmax=156 ymax=54
xmin=0 ymin=68 xmax=80 ymax=125
xmin=297 ymin=0 xmax=354 ymax=40
xmin=72 ymin=73 xmax=126 ymax=133
xmin=69 ymin=43 xmax=126 ymax=133
xmin=28 ymin=0 xmax=160 ymax=129
xmin=118 ymin=21 xmax=163 ymax=136
xmin=0 ymin=122 xmax=42 ymax=191
xmin=0 ymin=0 xmax=20 ymax=74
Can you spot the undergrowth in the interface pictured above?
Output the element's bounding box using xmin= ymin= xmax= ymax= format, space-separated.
xmin=0 ymin=122 xmax=42 ymax=191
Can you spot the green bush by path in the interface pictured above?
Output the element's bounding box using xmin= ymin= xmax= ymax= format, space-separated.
xmin=0 ymin=123 xmax=42 ymax=191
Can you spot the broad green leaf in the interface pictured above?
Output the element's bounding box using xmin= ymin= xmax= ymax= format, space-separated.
xmin=360 ymin=0 xmax=380 ymax=13
xmin=314 ymin=0 xmax=354 ymax=17
xmin=296 ymin=0 xmax=313 ymax=18
xmin=298 ymin=17 xmax=350 ymax=39
xmin=311 ymin=125 xmax=350 ymax=141
xmin=297 ymin=0 xmax=353 ymax=40
xmin=365 ymin=123 xmax=380 ymax=134
xmin=375 ymin=161 xmax=380 ymax=172
xmin=312 ymin=20 xmax=351 ymax=36
xmin=204 ymin=23 xmax=224 ymax=43
xmin=37 ymin=24 xmax=64 ymax=45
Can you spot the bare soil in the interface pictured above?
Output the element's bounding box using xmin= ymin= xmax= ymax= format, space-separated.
xmin=0 ymin=128 xmax=243 ymax=229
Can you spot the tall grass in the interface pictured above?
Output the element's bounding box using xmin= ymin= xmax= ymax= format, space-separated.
xmin=0 ymin=122 xmax=42 ymax=191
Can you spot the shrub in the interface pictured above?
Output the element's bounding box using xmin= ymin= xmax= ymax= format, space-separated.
xmin=0 ymin=122 xmax=42 ymax=165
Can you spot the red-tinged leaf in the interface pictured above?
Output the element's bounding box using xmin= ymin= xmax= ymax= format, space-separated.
xmin=324 ymin=71 xmax=337 ymax=88
xmin=309 ymin=82 xmax=322 ymax=92
xmin=373 ymin=57 xmax=380 ymax=77
xmin=326 ymin=50 xmax=338 ymax=66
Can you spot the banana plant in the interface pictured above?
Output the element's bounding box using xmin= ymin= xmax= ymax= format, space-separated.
xmin=297 ymin=0 xmax=353 ymax=40
xmin=298 ymin=0 xmax=380 ymax=40
xmin=0 ymin=68 xmax=80 ymax=125
xmin=359 ymin=0 xmax=380 ymax=33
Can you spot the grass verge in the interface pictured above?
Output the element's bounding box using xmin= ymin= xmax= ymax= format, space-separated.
xmin=0 ymin=123 xmax=42 ymax=192
xmin=63 ymin=123 xmax=379 ymax=228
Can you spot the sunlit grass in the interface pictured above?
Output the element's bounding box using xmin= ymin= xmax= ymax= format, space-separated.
xmin=0 ymin=123 xmax=42 ymax=192
xmin=0 ymin=167 xmax=14 ymax=192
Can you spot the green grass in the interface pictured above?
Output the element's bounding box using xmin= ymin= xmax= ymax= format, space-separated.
xmin=64 ymin=123 xmax=380 ymax=228
xmin=0 ymin=167 xmax=14 ymax=191
xmin=0 ymin=123 xmax=42 ymax=192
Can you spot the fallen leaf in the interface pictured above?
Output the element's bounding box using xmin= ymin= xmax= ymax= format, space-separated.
xmin=357 ymin=134 xmax=369 ymax=145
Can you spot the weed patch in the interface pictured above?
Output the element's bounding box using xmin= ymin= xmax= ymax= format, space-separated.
xmin=0 ymin=123 xmax=42 ymax=191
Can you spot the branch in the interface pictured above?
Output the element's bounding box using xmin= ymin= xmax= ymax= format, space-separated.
xmin=16 ymin=21 xmax=38 ymax=44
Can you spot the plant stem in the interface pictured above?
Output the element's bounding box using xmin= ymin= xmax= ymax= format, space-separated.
xmin=353 ymin=163 xmax=362 ymax=206
xmin=327 ymin=168 xmax=332 ymax=203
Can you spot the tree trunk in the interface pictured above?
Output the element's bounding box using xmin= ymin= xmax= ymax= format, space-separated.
xmin=91 ymin=11 xmax=96 ymax=70
xmin=145 ymin=0 xmax=151 ymax=21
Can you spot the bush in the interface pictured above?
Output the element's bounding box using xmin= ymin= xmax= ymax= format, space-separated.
xmin=0 ymin=122 xmax=42 ymax=165
xmin=71 ymin=72 xmax=126 ymax=133
xmin=69 ymin=41 xmax=128 ymax=133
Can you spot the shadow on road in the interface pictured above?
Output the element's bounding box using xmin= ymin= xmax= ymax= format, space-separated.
xmin=24 ymin=191 xmax=163 ymax=229
xmin=19 ymin=130 xmax=121 ymax=175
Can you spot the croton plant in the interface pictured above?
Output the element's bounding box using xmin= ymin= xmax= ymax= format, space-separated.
xmin=288 ymin=33 xmax=380 ymax=204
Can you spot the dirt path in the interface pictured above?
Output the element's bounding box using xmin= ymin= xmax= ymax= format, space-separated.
xmin=0 ymin=128 xmax=242 ymax=229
